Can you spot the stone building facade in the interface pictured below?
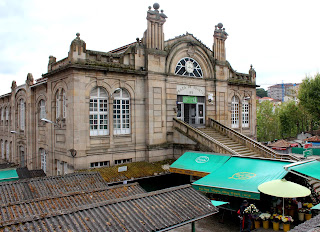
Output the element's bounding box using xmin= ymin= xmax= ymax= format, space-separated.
xmin=0 ymin=3 xmax=257 ymax=176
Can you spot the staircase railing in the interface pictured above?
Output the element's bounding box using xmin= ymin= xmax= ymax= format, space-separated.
xmin=173 ymin=118 xmax=241 ymax=156
xmin=208 ymin=117 xmax=300 ymax=161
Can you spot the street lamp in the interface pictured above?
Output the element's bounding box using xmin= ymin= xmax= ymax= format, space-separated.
xmin=41 ymin=118 xmax=56 ymax=175
xmin=41 ymin=118 xmax=57 ymax=126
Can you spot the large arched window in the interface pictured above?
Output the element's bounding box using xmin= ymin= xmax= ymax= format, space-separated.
xmin=1 ymin=140 xmax=3 ymax=160
xmin=5 ymin=141 xmax=9 ymax=161
xmin=231 ymin=96 xmax=239 ymax=128
xmin=5 ymin=107 xmax=9 ymax=125
xmin=20 ymin=99 xmax=25 ymax=130
xmin=39 ymin=100 xmax=46 ymax=120
xmin=55 ymin=91 xmax=60 ymax=119
xmin=242 ymin=98 xmax=249 ymax=128
xmin=175 ymin=57 xmax=203 ymax=78
xmin=62 ymin=89 xmax=66 ymax=118
xmin=40 ymin=148 xmax=46 ymax=173
xmin=89 ymin=87 xmax=108 ymax=136
xmin=113 ymin=88 xmax=130 ymax=135
xmin=0 ymin=107 xmax=3 ymax=123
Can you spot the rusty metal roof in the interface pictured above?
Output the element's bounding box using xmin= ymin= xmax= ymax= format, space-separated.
xmin=0 ymin=184 xmax=218 ymax=232
xmin=0 ymin=172 xmax=107 ymax=205
xmin=305 ymin=135 xmax=320 ymax=142
xmin=268 ymin=139 xmax=292 ymax=148
xmin=81 ymin=160 xmax=174 ymax=183
xmin=0 ymin=182 xmax=146 ymax=225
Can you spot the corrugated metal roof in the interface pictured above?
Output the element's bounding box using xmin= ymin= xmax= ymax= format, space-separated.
xmin=268 ymin=139 xmax=292 ymax=148
xmin=0 ymin=182 xmax=146 ymax=225
xmin=82 ymin=160 xmax=174 ymax=183
xmin=305 ymin=135 xmax=320 ymax=142
xmin=0 ymin=172 xmax=107 ymax=205
xmin=1 ymin=184 xmax=218 ymax=232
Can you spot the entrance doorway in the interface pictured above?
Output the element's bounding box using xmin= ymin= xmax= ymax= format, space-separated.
xmin=177 ymin=95 xmax=205 ymax=125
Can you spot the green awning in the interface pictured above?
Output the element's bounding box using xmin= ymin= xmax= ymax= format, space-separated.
xmin=169 ymin=152 xmax=231 ymax=177
xmin=311 ymin=203 xmax=320 ymax=210
xmin=193 ymin=157 xmax=290 ymax=200
xmin=289 ymin=161 xmax=320 ymax=180
xmin=0 ymin=168 xmax=19 ymax=182
xmin=211 ymin=200 xmax=229 ymax=207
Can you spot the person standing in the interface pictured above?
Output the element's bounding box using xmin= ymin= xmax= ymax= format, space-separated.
xmin=239 ymin=200 xmax=252 ymax=232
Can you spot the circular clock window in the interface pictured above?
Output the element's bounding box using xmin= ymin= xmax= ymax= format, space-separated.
xmin=175 ymin=57 xmax=203 ymax=78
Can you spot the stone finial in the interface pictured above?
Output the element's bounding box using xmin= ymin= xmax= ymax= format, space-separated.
xmin=69 ymin=32 xmax=86 ymax=60
xmin=11 ymin=80 xmax=17 ymax=91
xmin=214 ymin=22 xmax=228 ymax=39
xmin=49 ymin=55 xmax=56 ymax=64
xmin=249 ymin=64 xmax=256 ymax=79
xmin=153 ymin=3 xmax=160 ymax=10
xmin=26 ymin=73 xmax=34 ymax=86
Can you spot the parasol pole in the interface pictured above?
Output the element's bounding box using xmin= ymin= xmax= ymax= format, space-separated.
xmin=283 ymin=198 xmax=285 ymax=216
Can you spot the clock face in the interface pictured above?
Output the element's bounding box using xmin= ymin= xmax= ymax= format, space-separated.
xmin=185 ymin=61 xmax=194 ymax=73
xmin=175 ymin=57 xmax=203 ymax=78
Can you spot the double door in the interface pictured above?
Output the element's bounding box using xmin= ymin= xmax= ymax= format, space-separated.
xmin=177 ymin=102 xmax=205 ymax=125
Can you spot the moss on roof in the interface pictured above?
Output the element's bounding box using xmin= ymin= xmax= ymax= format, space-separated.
xmin=78 ymin=159 xmax=175 ymax=183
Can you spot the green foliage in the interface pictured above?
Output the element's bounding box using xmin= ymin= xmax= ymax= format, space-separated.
xmin=257 ymin=101 xmax=281 ymax=142
xmin=278 ymin=101 xmax=312 ymax=138
xmin=256 ymin=88 xmax=268 ymax=98
xmin=257 ymin=100 xmax=315 ymax=142
xmin=298 ymin=73 xmax=320 ymax=121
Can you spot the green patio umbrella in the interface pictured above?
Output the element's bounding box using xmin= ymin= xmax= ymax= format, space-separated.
xmin=258 ymin=179 xmax=311 ymax=216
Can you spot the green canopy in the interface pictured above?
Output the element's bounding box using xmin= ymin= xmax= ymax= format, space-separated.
xmin=311 ymin=203 xmax=320 ymax=210
xmin=289 ymin=161 xmax=320 ymax=180
xmin=170 ymin=152 xmax=231 ymax=177
xmin=192 ymin=157 xmax=290 ymax=200
xmin=0 ymin=168 xmax=19 ymax=182
xmin=211 ymin=200 xmax=229 ymax=207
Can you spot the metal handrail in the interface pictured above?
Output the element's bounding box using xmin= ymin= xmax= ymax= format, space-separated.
xmin=173 ymin=118 xmax=241 ymax=156
xmin=208 ymin=118 xmax=300 ymax=161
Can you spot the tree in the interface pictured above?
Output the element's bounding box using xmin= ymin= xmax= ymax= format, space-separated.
xmin=298 ymin=73 xmax=320 ymax=122
xmin=257 ymin=101 xmax=281 ymax=142
xmin=256 ymin=88 xmax=268 ymax=98
xmin=278 ymin=101 xmax=312 ymax=138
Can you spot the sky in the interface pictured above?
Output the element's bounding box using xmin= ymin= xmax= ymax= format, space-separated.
xmin=1 ymin=0 xmax=320 ymax=95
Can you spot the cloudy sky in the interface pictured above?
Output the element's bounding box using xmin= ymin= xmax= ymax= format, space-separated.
xmin=1 ymin=0 xmax=319 ymax=94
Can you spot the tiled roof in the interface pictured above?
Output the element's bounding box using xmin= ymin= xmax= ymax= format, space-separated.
xmin=108 ymin=41 xmax=136 ymax=54
xmin=289 ymin=214 xmax=320 ymax=232
xmin=268 ymin=139 xmax=292 ymax=148
xmin=0 ymin=182 xmax=146 ymax=225
xmin=0 ymin=184 xmax=218 ymax=231
xmin=81 ymin=160 xmax=174 ymax=183
xmin=0 ymin=172 xmax=107 ymax=205
xmin=305 ymin=135 xmax=320 ymax=142
xmin=16 ymin=167 xmax=46 ymax=179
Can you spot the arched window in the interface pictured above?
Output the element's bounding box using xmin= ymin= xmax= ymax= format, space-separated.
xmin=1 ymin=140 xmax=3 ymax=160
xmin=113 ymin=88 xmax=130 ymax=135
xmin=5 ymin=141 xmax=9 ymax=161
xmin=89 ymin=87 xmax=108 ymax=136
xmin=0 ymin=107 xmax=3 ymax=122
xmin=39 ymin=100 xmax=46 ymax=120
xmin=40 ymin=148 xmax=46 ymax=173
xmin=231 ymin=96 xmax=239 ymax=128
xmin=242 ymin=98 xmax=249 ymax=128
xmin=62 ymin=89 xmax=66 ymax=118
xmin=20 ymin=99 xmax=25 ymax=130
xmin=5 ymin=107 xmax=9 ymax=124
xmin=55 ymin=91 xmax=60 ymax=119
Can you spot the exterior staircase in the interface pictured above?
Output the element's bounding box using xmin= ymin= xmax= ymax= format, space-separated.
xmin=306 ymin=178 xmax=320 ymax=204
xmin=173 ymin=117 xmax=300 ymax=161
